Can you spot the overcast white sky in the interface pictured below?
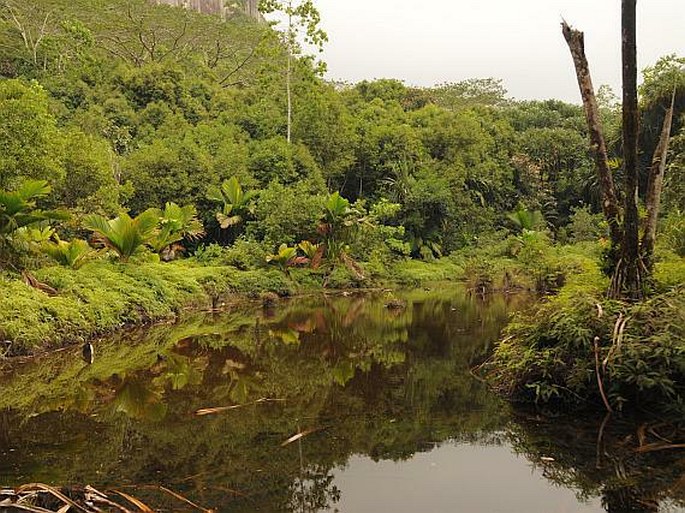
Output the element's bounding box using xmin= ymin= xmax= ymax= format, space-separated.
xmin=309 ymin=0 xmax=685 ymax=102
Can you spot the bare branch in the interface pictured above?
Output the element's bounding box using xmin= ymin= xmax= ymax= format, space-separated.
xmin=561 ymin=21 xmax=622 ymax=249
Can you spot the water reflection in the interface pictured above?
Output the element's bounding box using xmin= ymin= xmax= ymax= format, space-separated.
xmin=0 ymin=286 xmax=682 ymax=512
xmin=510 ymin=414 xmax=685 ymax=513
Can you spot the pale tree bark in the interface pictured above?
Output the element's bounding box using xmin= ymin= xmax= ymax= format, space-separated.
xmin=561 ymin=21 xmax=622 ymax=250
xmin=641 ymin=88 xmax=676 ymax=271
xmin=3 ymin=3 xmax=53 ymax=66
xmin=619 ymin=0 xmax=641 ymax=300
xmin=286 ymin=0 xmax=293 ymax=144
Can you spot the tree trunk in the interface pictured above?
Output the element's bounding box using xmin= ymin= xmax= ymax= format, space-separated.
xmin=619 ymin=0 xmax=642 ymax=299
xmin=561 ymin=22 xmax=622 ymax=250
xmin=641 ymin=88 xmax=676 ymax=271
xmin=286 ymin=1 xmax=293 ymax=144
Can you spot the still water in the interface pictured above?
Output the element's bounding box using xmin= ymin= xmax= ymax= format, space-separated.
xmin=0 ymin=286 xmax=683 ymax=512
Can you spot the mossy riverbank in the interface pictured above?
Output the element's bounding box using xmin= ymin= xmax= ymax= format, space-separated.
xmin=0 ymin=261 xmax=294 ymax=356
xmin=0 ymin=245 xmax=543 ymax=356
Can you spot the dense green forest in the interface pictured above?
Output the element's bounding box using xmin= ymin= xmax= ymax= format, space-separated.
xmin=0 ymin=0 xmax=684 ymax=412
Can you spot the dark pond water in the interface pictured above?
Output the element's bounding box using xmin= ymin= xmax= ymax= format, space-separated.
xmin=0 ymin=286 xmax=683 ymax=512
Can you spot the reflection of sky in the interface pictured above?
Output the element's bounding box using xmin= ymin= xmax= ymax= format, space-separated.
xmin=327 ymin=443 xmax=603 ymax=513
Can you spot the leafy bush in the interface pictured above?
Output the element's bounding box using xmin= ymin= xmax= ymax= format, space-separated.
xmin=567 ymin=206 xmax=607 ymax=243
xmin=488 ymin=258 xmax=685 ymax=414
xmin=513 ymin=230 xmax=565 ymax=293
xmin=247 ymin=181 xmax=325 ymax=247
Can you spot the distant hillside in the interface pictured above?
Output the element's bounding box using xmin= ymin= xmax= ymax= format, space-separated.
xmin=151 ymin=0 xmax=260 ymax=19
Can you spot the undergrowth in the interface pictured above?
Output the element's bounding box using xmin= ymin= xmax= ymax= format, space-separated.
xmin=487 ymin=255 xmax=685 ymax=414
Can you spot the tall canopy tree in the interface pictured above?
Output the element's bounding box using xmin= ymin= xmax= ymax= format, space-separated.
xmin=258 ymin=0 xmax=327 ymax=143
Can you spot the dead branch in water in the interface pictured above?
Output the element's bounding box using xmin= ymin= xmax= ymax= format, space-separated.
xmin=0 ymin=483 xmax=214 ymax=513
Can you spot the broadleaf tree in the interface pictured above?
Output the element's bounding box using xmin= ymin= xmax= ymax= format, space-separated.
xmin=259 ymin=0 xmax=327 ymax=143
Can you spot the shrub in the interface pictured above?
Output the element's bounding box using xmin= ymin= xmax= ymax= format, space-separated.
xmin=660 ymin=210 xmax=685 ymax=257
xmin=487 ymin=258 xmax=685 ymax=414
xmin=567 ymin=206 xmax=607 ymax=243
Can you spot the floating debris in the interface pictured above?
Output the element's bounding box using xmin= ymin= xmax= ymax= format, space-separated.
xmin=0 ymin=483 xmax=213 ymax=513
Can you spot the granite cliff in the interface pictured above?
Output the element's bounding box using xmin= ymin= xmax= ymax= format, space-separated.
xmin=150 ymin=0 xmax=260 ymax=19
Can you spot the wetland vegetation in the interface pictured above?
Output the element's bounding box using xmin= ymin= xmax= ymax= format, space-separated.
xmin=0 ymin=0 xmax=683 ymax=511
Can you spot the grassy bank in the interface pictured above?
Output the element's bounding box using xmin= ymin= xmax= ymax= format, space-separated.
xmin=486 ymin=251 xmax=685 ymax=414
xmin=0 ymin=261 xmax=293 ymax=355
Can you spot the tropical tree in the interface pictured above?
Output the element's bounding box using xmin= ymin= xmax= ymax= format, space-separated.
xmin=0 ymin=81 xmax=64 ymax=190
xmin=83 ymin=210 xmax=160 ymax=261
xmin=0 ymin=180 xmax=68 ymax=267
xmin=149 ymin=202 xmax=204 ymax=260
xmin=207 ymin=176 xmax=258 ymax=230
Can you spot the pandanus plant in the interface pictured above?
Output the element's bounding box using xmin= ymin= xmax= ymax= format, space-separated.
xmin=42 ymin=237 xmax=96 ymax=269
xmin=266 ymin=243 xmax=309 ymax=271
xmin=507 ymin=208 xmax=546 ymax=233
xmin=150 ymin=202 xmax=204 ymax=260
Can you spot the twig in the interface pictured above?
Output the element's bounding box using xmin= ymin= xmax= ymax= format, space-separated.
xmin=159 ymin=486 xmax=214 ymax=513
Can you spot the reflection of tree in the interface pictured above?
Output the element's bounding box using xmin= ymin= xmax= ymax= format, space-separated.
xmin=109 ymin=378 xmax=167 ymax=422
xmin=0 ymin=409 xmax=10 ymax=448
xmin=289 ymin=464 xmax=340 ymax=513
xmin=509 ymin=414 xmax=685 ymax=513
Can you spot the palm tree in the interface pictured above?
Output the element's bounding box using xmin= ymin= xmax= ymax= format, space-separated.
xmin=207 ymin=177 xmax=257 ymax=230
xmin=83 ymin=210 xmax=160 ymax=261
xmin=0 ymin=180 xmax=68 ymax=267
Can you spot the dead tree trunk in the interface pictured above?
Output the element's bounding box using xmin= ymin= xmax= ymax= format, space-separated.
xmin=561 ymin=21 xmax=622 ymax=250
xmin=641 ymin=88 xmax=676 ymax=271
xmin=618 ymin=0 xmax=642 ymax=300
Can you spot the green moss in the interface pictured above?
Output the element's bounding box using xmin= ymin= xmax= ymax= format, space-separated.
xmin=0 ymin=262 xmax=294 ymax=354
xmin=390 ymin=258 xmax=464 ymax=286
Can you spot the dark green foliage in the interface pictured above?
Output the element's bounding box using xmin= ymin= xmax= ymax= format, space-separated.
xmin=566 ymin=206 xmax=608 ymax=243
xmin=247 ymin=180 xmax=325 ymax=247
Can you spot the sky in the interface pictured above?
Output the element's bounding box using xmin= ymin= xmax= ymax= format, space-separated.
xmin=307 ymin=0 xmax=685 ymax=103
